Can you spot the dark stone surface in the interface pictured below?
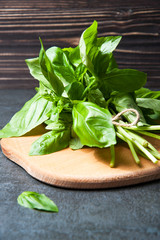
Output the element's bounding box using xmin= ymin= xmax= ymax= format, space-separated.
xmin=0 ymin=89 xmax=160 ymax=240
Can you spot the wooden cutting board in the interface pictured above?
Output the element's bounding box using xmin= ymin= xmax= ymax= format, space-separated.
xmin=1 ymin=126 xmax=160 ymax=189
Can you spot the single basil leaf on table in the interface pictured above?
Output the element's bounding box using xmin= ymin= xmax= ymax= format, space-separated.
xmin=72 ymin=102 xmax=116 ymax=148
xmin=17 ymin=191 xmax=58 ymax=212
xmin=0 ymin=92 xmax=54 ymax=138
xmin=111 ymin=92 xmax=147 ymax=126
xmin=103 ymin=68 xmax=147 ymax=92
xmin=39 ymin=39 xmax=64 ymax=96
xmin=29 ymin=128 xmax=70 ymax=155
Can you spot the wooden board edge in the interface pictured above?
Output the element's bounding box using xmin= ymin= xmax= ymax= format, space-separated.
xmin=1 ymin=142 xmax=160 ymax=189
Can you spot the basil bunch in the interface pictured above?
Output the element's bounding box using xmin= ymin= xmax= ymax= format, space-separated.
xmin=1 ymin=20 xmax=160 ymax=167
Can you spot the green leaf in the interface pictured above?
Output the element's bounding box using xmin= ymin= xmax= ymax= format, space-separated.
xmin=39 ymin=39 xmax=64 ymax=96
xmin=103 ymin=68 xmax=147 ymax=92
xmin=0 ymin=92 xmax=54 ymax=138
xmin=45 ymin=121 xmax=66 ymax=131
xmin=29 ymin=129 xmax=70 ymax=155
xmin=97 ymin=36 xmax=122 ymax=54
xmin=25 ymin=57 xmax=53 ymax=90
xmin=72 ymin=102 xmax=116 ymax=148
xmin=65 ymin=81 xmax=84 ymax=100
xmin=111 ymin=92 xmax=147 ymax=126
xmin=135 ymin=88 xmax=160 ymax=99
xmin=79 ymin=20 xmax=98 ymax=73
xmin=17 ymin=191 xmax=58 ymax=212
xmin=87 ymin=88 xmax=106 ymax=108
xmin=38 ymin=82 xmax=58 ymax=102
xmin=46 ymin=46 xmax=76 ymax=85
xmin=64 ymin=46 xmax=82 ymax=67
xmin=69 ymin=137 xmax=84 ymax=150
xmin=136 ymin=98 xmax=160 ymax=112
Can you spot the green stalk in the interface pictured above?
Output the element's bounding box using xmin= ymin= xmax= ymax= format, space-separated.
xmin=125 ymin=129 xmax=148 ymax=147
xmin=134 ymin=140 xmax=158 ymax=163
xmin=137 ymin=130 xmax=160 ymax=140
xmin=110 ymin=145 xmax=115 ymax=168
xmin=116 ymin=131 xmax=140 ymax=164
xmin=126 ymin=139 xmax=140 ymax=165
xmin=148 ymin=149 xmax=160 ymax=160
xmin=117 ymin=126 xmax=158 ymax=164
xmin=123 ymin=125 xmax=160 ymax=131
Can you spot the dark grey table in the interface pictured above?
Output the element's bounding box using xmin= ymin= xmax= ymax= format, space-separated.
xmin=0 ymin=89 xmax=160 ymax=240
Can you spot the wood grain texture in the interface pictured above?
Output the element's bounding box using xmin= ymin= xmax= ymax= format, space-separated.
xmin=1 ymin=134 xmax=160 ymax=189
xmin=0 ymin=0 xmax=160 ymax=89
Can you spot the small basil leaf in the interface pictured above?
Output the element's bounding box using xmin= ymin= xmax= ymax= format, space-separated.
xmin=25 ymin=57 xmax=53 ymax=89
xmin=97 ymin=36 xmax=122 ymax=54
xmin=136 ymin=98 xmax=160 ymax=112
xmin=17 ymin=191 xmax=58 ymax=212
xmin=135 ymin=88 xmax=160 ymax=99
xmin=45 ymin=121 xmax=66 ymax=131
xmin=38 ymin=82 xmax=58 ymax=102
xmin=72 ymin=102 xmax=116 ymax=148
xmin=65 ymin=81 xmax=84 ymax=100
xmin=64 ymin=46 xmax=82 ymax=67
xmin=103 ymin=68 xmax=147 ymax=92
xmin=46 ymin=46 xmax=76 ymax=85
xmin=69 ymin=137 xmax=84 ymax=150
xmin=0 ymin=92 xmax=54 ymax=138
xmin=29 ymin=129 xmax=70 ymax=155
xmin=87 ymin=88 xmax=106 ymax=108
xmin=39 ymin=39 xmax=64 ymax=96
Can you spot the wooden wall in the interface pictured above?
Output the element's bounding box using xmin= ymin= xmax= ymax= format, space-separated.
xmin=0 ymin=0 xmax=160 ymax=89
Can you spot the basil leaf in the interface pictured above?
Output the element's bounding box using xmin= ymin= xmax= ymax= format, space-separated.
xmin=79 ymin=20 xmax=98 ymax=73
xmin=136 ymin=98 xmax=160 ymax=112
xmin=65 ymin=81 xmax=84 ymax=100
xmin=87 ymin=88 xmax=106 ymax=108
xmin=25 ymin=57 xmax=52 ymax=90
xmin=17 ymin=191 xmax=58 ymax=212
xmin=46 ymin=46 xmax=76 ymax=86
xmin=69 ymin=137 xmax=84 ymax=150
xmin=0 ymin=92 xmax=53 ymax=138
xmin=39 ymin=39 xmax=64 ymax=96
xmin=135 ymin=88 xmax=160 ymax=99
xmin=111 ymin=92 xmax=147 ymax=126
xmin=29 ymin=129 xmax=70 ymax=155
xmin=64 ymin=46 xmax=82 ymax=67
xmin=103 ymin=68 xmax=147 ymax=92
xmin=45 ymin=121 xmax=66 ymax=131
xmin=72 ymin=102 xmax=116 ymax=148
xmin=97 ymin=36 xmax=122 ymax=54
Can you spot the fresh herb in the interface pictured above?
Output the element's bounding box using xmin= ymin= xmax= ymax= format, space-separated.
xmin=17 ymin=191 xmax=58 ymax=212
xmin=0 ymin=20 xmax=160 ymax=167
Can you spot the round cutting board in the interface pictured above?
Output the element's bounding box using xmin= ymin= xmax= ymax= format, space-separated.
xmin=1 ymin=128 xmax=160 ymax=189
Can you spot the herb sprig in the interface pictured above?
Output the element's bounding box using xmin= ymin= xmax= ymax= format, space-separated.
xmin=1 ymin=20 xmax=160 ymax=167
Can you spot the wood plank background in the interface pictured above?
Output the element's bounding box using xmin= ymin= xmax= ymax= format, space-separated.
xmin=0 ymin=0 xmax=160 ymax=89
